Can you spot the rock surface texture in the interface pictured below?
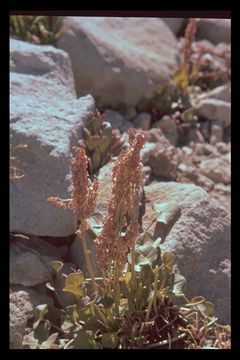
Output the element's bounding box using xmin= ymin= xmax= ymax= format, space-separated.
xmin=57 ymin=17 xmax=179 ymax=108
xmin=196 ymin=19 xmax=231 ymax=44
xmin=10 ymin=39 xmax=95 ymax=236
xmin=143 ymin=182 xmax=230 ymax=324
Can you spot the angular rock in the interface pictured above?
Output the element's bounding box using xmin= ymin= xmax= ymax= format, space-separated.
xmin=161 ymin=18 xmax=185 ymax=35
xmin=187 ymin=172 xmax=215 ymax=192
xmin=148 ymin=147 xmax=177 ymax=180
xmin=196 ymin=19 xmax=231 ymax=44
xmin=57 ymin=17 xmax=179 ymax=108
xmin=181 ymin=146 xmax=193 ymax=156
xmin=10 ymin=243 xmax=60 ymax=286
xmin=199 ymin=157 xmax=230 ymax=184
xmin=10 ymin=38 xmax=76 ymax=96
xmin=194 ymin=143 xmax=218 ymax=156
xmin=104 ymin=109 xmax=124 ymax=129
xmin=200 ymin=84 xmax=231 ymax=102
xmin=143 ymin=182 xmax=230 ymax=323
xmin=142 ymin=128 xmax=171 ymax=147
xmin=214 ymin=183 xmax=231 ymax=194
xmin=210 ymin=120 xmax=224 ymax=144
xmin=177 ymin=163 xmax=195 ymax=174
xmin=11 ymin=285 xmax=54 ymax=307
xmin=10 ymin=39 xmax=96 ymax=236
xmin=152 ymin=115 xmax=178 ymax=146
xmin=133 ymin=112 xmax=151 ymax=130
xmin=216 ymin=142 xmax=230 ymax=155
xmin=195 ymin=98 xmax=231 ymax=128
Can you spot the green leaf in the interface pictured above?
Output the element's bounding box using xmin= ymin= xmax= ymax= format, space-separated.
xmin=128 ymin=235 xmax=162 ymax=270
xmin=173 ymin=273 xmax=187 ymax=296
xmin=102 ymin=122 xmax=112 ymax=138
xmin=196 ymin=301 xmax=215 ymax=317
xmin=11 ymin=332 xmax=23 ymax=349
xmin=34 ymin=320 xmax=51 ymax=343
xmin=162 ymin=252 xmax=174 ymax=272
xmin=85 ymin=135 xmax=103 ymax=151
xmin=92 ymin=149 xmax=101 ymax=171
xmin=63 ymin=272 xmax=85 ymax=298
xmin=98 ymin=295 xmax=114 ymax=308
xmin=61 ymin=319 xmax=74 ymax=332
xmin=51 ymin=261 xmax=63 ymax=274
xmin=119 ymin=298 xmax=128 ymax=313
xmin=75 ymin=305 xmax=92 ymax=323
xmin=102 ymin=332 xmax=118 ymax=349
xmin=98 ymin=136 xmax=112 ymax=154
xmin=82 ymin=127 xmax=91 ymax=140
xmin=73 ymin=330 xmax=100 ymax=349
xmin=153 ymin=202 xmax=181 ymax=240
xmin=33 ymin=304 xmax=48 ymax=330
xmin=181 ymin=108 xmax=195 ymax=123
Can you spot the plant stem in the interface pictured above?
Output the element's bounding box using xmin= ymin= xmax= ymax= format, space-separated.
xmin=114 ymin=265 xmax=120 ymax=314
xmin=131 ymin=242 xmax=136 ymax=290
xmin=77 ymin=220 xmax=97 ymax=292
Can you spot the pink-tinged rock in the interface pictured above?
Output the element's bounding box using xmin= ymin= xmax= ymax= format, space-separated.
xmin=57 ymin=17 xmax=179 ymax=108
xmin=143 ymin=181 xmax=230 ymax=324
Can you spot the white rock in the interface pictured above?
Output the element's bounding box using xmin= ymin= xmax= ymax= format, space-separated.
xmin=216 ymin=142 xmax=229 ymax=154
xmin=10 ymin=39 xmax=95 ymax=236
xmin=182 ymin=146 xmax=193 ymax=156
xmin=196 ymin=98 xmax=231 ymax=128
xmin=199 ymin=157 xmax=230 ymax=184
xmin=140 ymin=142 xmax=158 ymax=164
xmin=143 ymin=182 xmax=230 ymax=323
xmin=214 ymin=183 xmax=231 ymax=194
xmin=200 ymin=84 xmax=231 ymax=102
xmin=57 ymin=17 xmax=179 ymax=108
xmin=194 ymin=143 xmax=218 ymax=156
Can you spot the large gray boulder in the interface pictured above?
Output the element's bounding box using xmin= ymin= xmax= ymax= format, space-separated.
xmin=57 ymin=17 xmax=179 ymax=108
xmin=10 ymin=39 xmax=95 ymax=236
xmin=196 ymin=19 xmax=231 ymax=44
xmin=161 ymin=18 xmax=185 ymax=35
xmin=143 ymin=182 xmax=230 ymax=324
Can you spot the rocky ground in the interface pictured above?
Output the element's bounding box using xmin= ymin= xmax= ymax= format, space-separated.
xmin=10 ymin=16 xmax=231 ymax=348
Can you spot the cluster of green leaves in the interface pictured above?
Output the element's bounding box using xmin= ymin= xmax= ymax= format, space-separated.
xmin=137 ymin=19 xmax=230 ymax=129
xmin=79 ymin=110 xmax=125 ymax=174
xmin=10 ymin=16 xmax=62 ymax=45
xmin=13 ymin=231 xmax=226 ymax=349
xmin=137 ymin=81 xmax=197 ymax=128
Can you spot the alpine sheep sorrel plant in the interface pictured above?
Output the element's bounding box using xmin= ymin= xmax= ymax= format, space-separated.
xmin=19 ymin=127 xmax=230 ymax=349
xmin=48 ymin=146 xmax=99 ymax=291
